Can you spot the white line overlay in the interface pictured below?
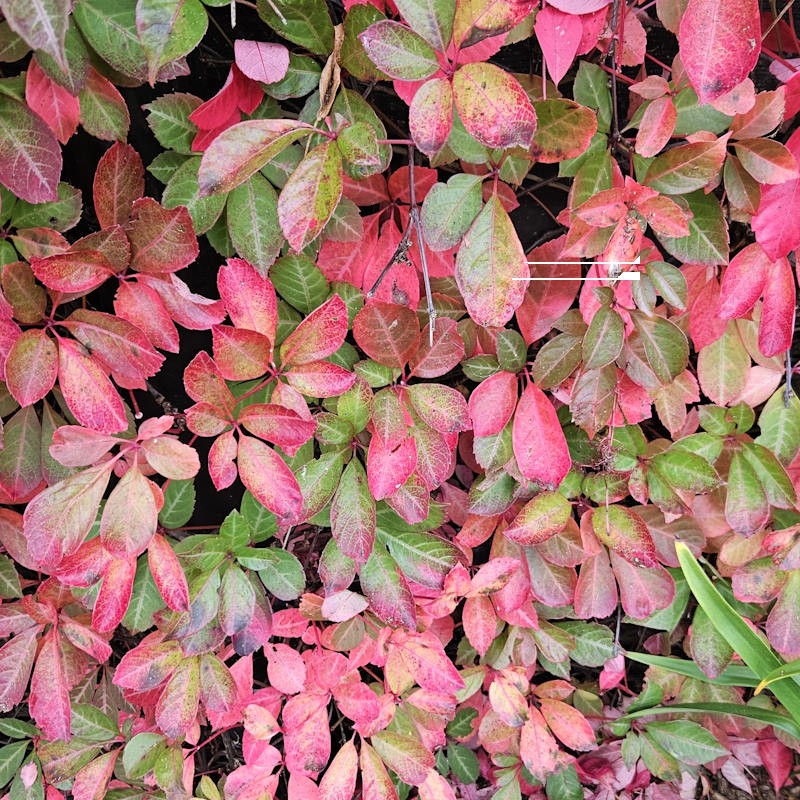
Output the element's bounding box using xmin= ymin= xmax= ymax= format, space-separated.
xmin=515 ymin=256 xmax=641 ymax=281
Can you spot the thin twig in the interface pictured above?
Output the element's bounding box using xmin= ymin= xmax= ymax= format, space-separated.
xmin=365 ymin=219 xmax=414 ymax=297
xmin=407 ymin=146 xmax=436 ymax=346
xmin=607 ymin=0 xmax=623 ymax=144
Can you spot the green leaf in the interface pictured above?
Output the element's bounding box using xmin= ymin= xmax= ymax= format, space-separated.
xmin=756 ymin=387 xmax=800 ymax=465
xmin=532 ymin=334 xmax=582 ymax=389
xmin=645 ymin=720 xmax=728 ymax=765
xmin=159 ymin=478 xmax=196 ymax=529
xmin=331 ymin=458 xmax=375 ymax=564
xmin=446 ymin=707 xmax=477 ymax=738
xmin=655 ymin=190 xmax=728 ymax=265
xmin=650 ymin=449 xmax=719 ymax=493
xmin=254 ymin=549 xmax=305 ymax=601
xmin=0 ymin=740 xmax=28 ymax=788
xmin=0 ymin=554 xmax=20 ymax=598
xmin=643 ymin=139 xmax=726 ymax=194
xmin=219 ymin=510 xmax=251 ymax=551
xmin=0 ymin=0 xmax=68 ymax=70
xmin=358 ymin=20 xmax=440 ymax=80
xmin=122 ymin=733 xmax=167 ymax=780
xmin=676 ymin=541 xmax=800 ymax=728
xmin=256 ymin=0 xmax=334 ymax=55
xmin=71 ymin=704 xmax=118 ymax=742
xmin=394 ymin=0 xmax=454 ymax=52
xmin=582 ymin=305 xmax=624 ymax=370
xmin=741 ymin=442 xmax=796 ymax=509
xmin=277 ymin=141 xmax=343 ymax=252
xmin=226 ymin=172 xmax=282 ymax=271
xmin=420 ymin=174 xmax=482 ymax=252
xmin=546 ymin=765 xmax=583 ymax=800
xmin=240 ymin=490 xmax=277 ymax=542
xmin=266 ymin=53 xmax=321 ymax=100
xmin=631 ymin=311 xmax=688 ymax=383
xmin=10 ymin=182 xmax=81 ymax=232
xmin=78 ymin=68 xmax=130 ymax=141
xmin=360 ymin=539 xmax=416 ymax=629
xmin=144 ymin=92 xmax=200 ymax=153
xmin=378 ymin=529 xmax=460 ymax=590
xmin=448 ymin=744 xmax=479 ymax=783
xmin=0 ymin=718 xmax=37 ymax=739
xmin=270 ymin=254 xmax=329 ymax=314
xmin=297 ymin=452 xmax=343 ymax=522
xmin=725 ymin=450 xmax=769 ymax=535
xmin=162 ymin=157 xmax=226 ymax=234
xmin=34 ymin=20 xmax=89 ymax=95
xmin=556 ymin=621 xmax=614 ymax=667
xmin=573 ymin=61 xmax=612 ymax=133
xmin=756 ymin=659 xmax=800 ymax=694
xmin=122 ymin=559 xmax=165 ymax=633
xmin=530 ymin=99 xmax=598 ymax=163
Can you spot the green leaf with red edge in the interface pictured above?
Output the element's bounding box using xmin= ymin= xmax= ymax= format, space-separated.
xmin=237 ymin=434 xmax=302 ymax=525
xmin=198 ymin=119 xmax=314 ymax=196
xmin=678 ymin=0 xmax=760 ymax=104
xmin=92 ymin=142 xmax=144 ymax=229
xmin=29 ymin=249 xmax=114 ymax=293
xmin=409 ymin=76 xmax=453 ymax=157
xmin=530 ymin=99 xmax=597 ymax=163
xmin=452 ymin=0 xmax=534 ymax=48
xmin=512 ymin=383 xmax=571 ymax=488
xmin=199 ymin=653 xmax=236 ymax=713
xmin=331 ymin=458 xmax=376 ymax=564
xmin=371 ymin=730 xmax=435 ymax=786
xmin=278 ymin=140 xmax=343 ymax=252
xmin=93 ymin=554 xmax=136 ymax=633
xmin=78 ymin=66 xmax=130 ymax=141
xmin=155 ymin=657 xmax=200 ymax=740
xmin=733 ymin=138 xmax=798 ymax=185
xmin=127 ymin=197 xmax=199 ymax=274
xmin=591 ymin=505 xmax=658 ymax=568
xmin=405 ymin=383 xmax=470 ymax=433
xmin=505 ymin=491 xmax=571 ymax=545
xmin=394 ymin=0 xmax=454 ymax=52
xmin=219 ymin=563 xmax=255 ymax=635
xmin=353 ymin=302 xmax=421 ymax=368
xmin=360 ymin=741 xmax=399 ymax=800
xmin=452 ymin=62 xmax=537 ymax=149
xmin=100 ymin=467 xmax=158 ymax=558
xmin=725 ymin=449 xmax=770 ymax=535
xmin=183 ymin=351 xmax=235 ymax=411
xmin=358 ymin=20 xmax=441 ymax=80
xmin=0 ymin=626 xmax=38 ymax=714
xmin=29 ymin=629 xmax=70 ymax=741
xmin=643 ymin=138 xmax=728 ymax=194
xmin=0 ymin=407 xmax=44 ymax=506
xmin=697 ymin=326 xmax=749 ymax=406
xmin=212 ymin=325 xmax=271 ymax=381
xmin=455 ymin=195 xmax=527 ymax=328
xmin=280 ymin=294 xmax=348 ymax=366
xmin=113 ymin=640 xmax=182 ymax=691
xmin=0 ymin=0 xmax=68 ymax=70
xmin=147 ymin=533 xmax=190 ymax=611
xmin=360 ymin=540 xmax=416 ymax=629
xmin=4 ymin=328 xmax=57 ymax=406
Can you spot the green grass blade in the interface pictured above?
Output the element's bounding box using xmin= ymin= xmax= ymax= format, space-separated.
xmin=621 ymin=702 xmax=800 ymax=740
xmin=625 ymin=652 xmax=759 ymax=687
xmin=675 ymin=541 xmax=800 ymax=728
xmin=755 ymin=658 xmax=800 ymax=695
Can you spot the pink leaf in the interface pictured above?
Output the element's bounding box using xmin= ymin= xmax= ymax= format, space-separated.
xmin=635 ymin=96 xmax=677 ymax=157
xmin=267 ymin=643 xmax=307 ymax=695
xmin=212 ymin=325 xmax=271 ymax=381
xmin=58 ymin=338 xmax=128 ymax=434
xmin=0 ymin=626 xmax=38 ymax=713
xmin=100 ymin=466 xmax=157 ymax=557
xmin=535 ymin=6 xmax=582 ymax=86
xmin=234 ymin=40 xmax=290 ymax=84
xmin=468 ymin=370 xmax=518 ymax=437
xmin=30 ymin=250 xmax=114 ymax=294
xmin=539 ymin=698 xmax=596 ymax=751
xmin=758 ymin=739 xmax=793 ymax=794
xmin=285 ymin=360 xmax=357 ymax=398
xmin=679 ymin=0 xmax=761 ymax=103
xmin=367 ymin=435 xmax=417 ymax=500
xmin=238 ymin=403 xmax=316 ymax=449
xmin=25 ymin=57 xmax=79 ymax=144
xmin=29 ymin=629 xmax=71 ymax=740
xmin=93 ymin=555 xmax=135 ymax=633
xmin=113 ymin=640 xmax=182 ymax=691
xmin=409 ymin=76 xmax=453 ymax=157
xmin=406 ymin=383 xmax=471 ymax=433
xmin=148 ymin=533 xmax=190 ymax=612
xmin=183 ymin=351 xmax=236 ymax=411
xmin=237 ymin=435 xmax=302 ymax=524
xmin=283 ymin=692 xmax=331 ymax=776
xmin=93 ymin=142 xmax=145 ymax=228
xmin=128 ymin=197 xmax=199 ymax=274
xmin=520 ymin=706 xmax=559 ymax=781
xmin=4 ymin=328 xmax=57 ymax=406
xmin=718 ymin=242 xmax=770 ymax=318
xmin=217 ymin=257 xmax=278 ymax=340
xmin=141 ymin=435 xmax=200 ymax=480
xmin=114 ymin=280 xmax=179 ymax=352
xmin=208 ymin=429 xmax=238 ymax=489
xmin=759 ymin=255 xmax=795 ymax=357
xmin=512 ymin=383 xmax=571 ymax=487
xmin=462 ymin=594 xmax=497 ymax=656
xmin=319 ymin=738 xmax=358 ymax=800
xmin=547 ymin=0 xmax=611 ymax=11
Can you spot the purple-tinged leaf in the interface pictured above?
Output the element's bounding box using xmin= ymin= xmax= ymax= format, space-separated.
xmin=234 ymin=39 xmax=290 ymax=84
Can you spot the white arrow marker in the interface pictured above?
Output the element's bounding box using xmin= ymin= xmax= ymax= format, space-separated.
xmin=515 ymin=256 xmax=641 ymax=280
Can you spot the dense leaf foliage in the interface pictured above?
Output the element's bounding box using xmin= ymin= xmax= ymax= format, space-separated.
xmin=0 ymin=0 xmax=799 ymax=798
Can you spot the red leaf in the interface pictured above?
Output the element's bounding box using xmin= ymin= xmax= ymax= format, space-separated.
xmin=512 ymin=383 xmax=571 ymax=487
xmin=611 ymin=554 xmax=675 ymax=618
xmin=218 ymin=257 xmax=278 ymax=339
xmin=234 ymin=40 xmax=290 ymax=84
xmin=409 ymin=76 xmax=453 ymax=157
xmin=285 ymin=360 xmax=357 ymax=398
xmin=452 ymin=62 xmax=537 ymax=149
xmin=24 ymin=464 xmax=112 ymax=569
xmin=25 ymin=58 xmax=79 ymax=145
xmin=367 ymin=435 xmax=417 ymax=500
xmin=93 ymin=142 xmax=145 ymax=228
xmin=539 ymin=698 xmax=596 ymax=751
xmin=127 ymin=197 xmax=199 ymax=274
xmin=208 ymin=429 xmax=238 ymax=488
xmin=759 ymin=255 xmax=795 ymax=357
xmin=280 ymin=295 xmax=349 ymax=366
xmin=141 ymin=273 xmax=226 ymax=329
xmin=468 ymin=370 xmax=518 ymax=437
xmin=184 ymin=351 xmax=235 ymax=411
xmin=758 ymin=740 xmax=793 ymax=795
xmin=212 ymin=325 xmax=271 ymax=380
xmin=718 ymin=243 xmax=770 ymax=318
xmin=239 ymin=403 xmax=316 ymax=450
xmin=114 ymin=280 xmax=179 ymax=352
xmin=535 ymin=6 xmax=582 ymax=86
xmin=462 ymin=594 xmax=497 ymax=656
xmin=353 ymin=302 xmax=421 ymax=368
xmin=155 ymin=657 xmax=200 ymax=739
xmin=30 ymin=250 xmax=114 ymax=294
xmin=93 ymin=555 xmax=135 ymax=633
xmin=57 ymin=338 xmax=128 ymax=434
xmin=0 ymin=626 xmax=38 ymax=713
xmin=679 ymin=0 xmax=761 ymax=103
xmin=148 ymin=533 xmax=190 ymax=612
xmin=29 ymin=629 xmax=71 ymax=741
xmin=520 ymin=706 xmax=559 ymax=781
xmin=100 ymin=466 xmax=157 ymax=557
xmin=237 ymin=435 xmax=302 ymax=524
xmin=72 ymin=751 xmax=118 ymax=800
xmin=4 ymin=328 xmax=57 ymax=406
xmin=113 ymin=640 xmax=182 ymax=691
xmin=574 ymin=551 xmax=618 ymax=619
xmin=58 ymin=617 xmax=112 ymax=663
xmin=408 ymin=318 xmax=464 ymax=378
